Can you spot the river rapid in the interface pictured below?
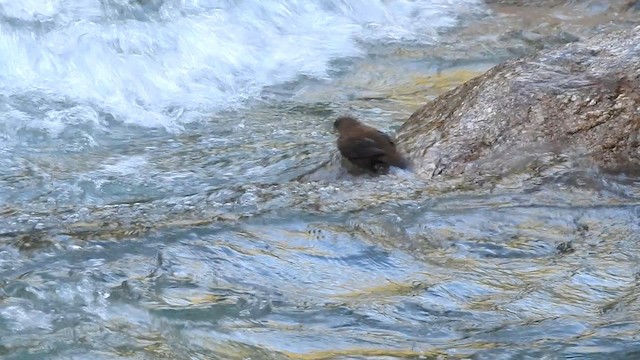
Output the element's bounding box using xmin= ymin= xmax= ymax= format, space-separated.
xmin=1 ymin=1 xmax=640 ymax=359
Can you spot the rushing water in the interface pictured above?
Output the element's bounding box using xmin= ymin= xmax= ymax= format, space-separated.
xmin=2 ymin=0 xmax=640 ymax=359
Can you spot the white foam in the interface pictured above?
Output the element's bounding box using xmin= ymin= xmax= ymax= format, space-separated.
xmin=101 ymin=155 xmax=149 ymax=175
xmin=0 ymin=0 xmax=483 ymax=134
xmin=0 ymin=305 xmax=53 ymax=331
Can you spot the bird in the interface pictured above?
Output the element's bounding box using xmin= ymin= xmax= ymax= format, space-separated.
xmin=333 ymin=116 xmax=409 ymax=175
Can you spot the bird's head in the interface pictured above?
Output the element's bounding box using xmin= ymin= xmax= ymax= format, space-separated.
xmin=333 ymin=116 xmax=361 ymax=133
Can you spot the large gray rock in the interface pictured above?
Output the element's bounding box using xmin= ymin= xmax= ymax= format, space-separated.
xmin=397 ymin=25 xmax=640 ymax=179
xmin=485 ymin=0 xmax=636 ymax=9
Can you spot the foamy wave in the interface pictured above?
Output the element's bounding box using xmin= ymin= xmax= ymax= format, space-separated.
xmin=0 ymin=0 xmax=483 ymax=134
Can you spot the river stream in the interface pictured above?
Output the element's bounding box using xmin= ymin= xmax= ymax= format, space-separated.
xmin=1 ymin=1 xmax=640 ymax=359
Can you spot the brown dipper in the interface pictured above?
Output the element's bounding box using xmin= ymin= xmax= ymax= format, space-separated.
xmin=333 ymin=116 xmax=409 ymax=175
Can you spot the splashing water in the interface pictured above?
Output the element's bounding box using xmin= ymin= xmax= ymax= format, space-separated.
xmin=0 ymin=0 xmax=480 ymax=135
xmin=0 ymin=0 xmax=485 ymax=208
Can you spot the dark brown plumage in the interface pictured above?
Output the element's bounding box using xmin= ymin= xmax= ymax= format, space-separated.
xmin=333 ymin=116 xmax=409 ymax=175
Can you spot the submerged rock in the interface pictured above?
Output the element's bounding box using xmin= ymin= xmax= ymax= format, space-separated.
xmin=397 ymin=25 xmax=640 ymax=180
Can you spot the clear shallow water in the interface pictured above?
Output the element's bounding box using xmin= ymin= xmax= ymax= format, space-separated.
xmin=2 ymin=0 xmax=640 ymax=359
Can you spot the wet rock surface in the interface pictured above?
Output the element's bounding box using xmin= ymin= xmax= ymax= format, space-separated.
xmin=398 ymin=25 xmax=640 ymax=180
xmin=485 ymin=0 xmax=634 ymax=8
xmin=485 ymin=0 xmax=594 ymax=6
xmin=452 ymin=0 xmax=640 ymax=61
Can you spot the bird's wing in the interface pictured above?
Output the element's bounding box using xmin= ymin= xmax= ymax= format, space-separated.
xmin=377 ymin=130 xmax=395 ymax=145
xmin=338 ymin=137 xmax=386 ymax=160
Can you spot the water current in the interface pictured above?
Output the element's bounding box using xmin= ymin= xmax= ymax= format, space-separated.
xmin=1 ymin=0 xmax=640 ymax=359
